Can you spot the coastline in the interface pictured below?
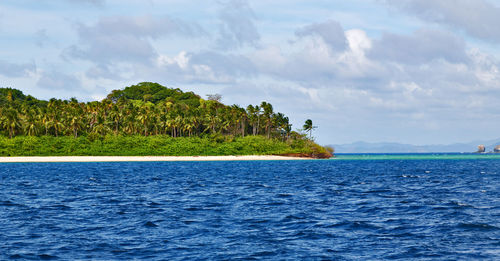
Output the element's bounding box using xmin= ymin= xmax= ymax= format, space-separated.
xmin=0 ymin=155 xmax=309 ymax=163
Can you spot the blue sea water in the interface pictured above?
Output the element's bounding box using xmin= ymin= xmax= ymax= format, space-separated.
xmin=1 ymin=156 xmax=500 ymax=260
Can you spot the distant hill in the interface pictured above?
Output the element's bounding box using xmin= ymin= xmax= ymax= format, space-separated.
xmin=329 ymin=139 xmax=500 ymax=153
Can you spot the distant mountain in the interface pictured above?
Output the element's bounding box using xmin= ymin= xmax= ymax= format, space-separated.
xmin=329 ymin=139 xmax=500 ymax=153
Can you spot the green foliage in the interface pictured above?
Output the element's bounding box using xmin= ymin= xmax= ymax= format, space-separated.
xmin=0 ymin=88 xmax=26 ymax=103
xmin=303 ymin=119 xmax=317 ymax=139
xmin=0 ymin=82 xmax=332 ymax=157
xmin=107 ymin=82 xmax=201 ymax=106
xmin=0 ymin=135 xmax=327 ymax=157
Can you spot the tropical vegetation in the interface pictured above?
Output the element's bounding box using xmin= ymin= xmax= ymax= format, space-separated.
xmin=0 ymin=82 xmax=332 ymax=158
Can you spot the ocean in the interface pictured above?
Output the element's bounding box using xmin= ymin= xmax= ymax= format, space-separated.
xmin=1 ymin=155 xmax=499 ymax=260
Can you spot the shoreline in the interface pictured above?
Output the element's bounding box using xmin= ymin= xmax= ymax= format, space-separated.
xmin=0 ymin=155 xmax=309 ymax=163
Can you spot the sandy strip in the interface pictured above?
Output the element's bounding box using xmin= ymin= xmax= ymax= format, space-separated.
xmin=0 ymin=155 xmax=308 ymax=163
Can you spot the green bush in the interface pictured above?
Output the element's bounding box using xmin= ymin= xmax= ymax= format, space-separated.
xmin=0 ymin=134 xmax=331 ymax=157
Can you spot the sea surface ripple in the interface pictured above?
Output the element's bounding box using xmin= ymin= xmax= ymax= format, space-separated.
xmin=1 ymin=158 xmax=499 ymax=260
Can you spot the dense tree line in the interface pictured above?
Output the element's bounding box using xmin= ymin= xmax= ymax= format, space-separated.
xmin=0 ymin=82 xmax=298 ymax=141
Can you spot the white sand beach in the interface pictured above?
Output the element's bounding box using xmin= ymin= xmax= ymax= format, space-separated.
xmin=0 ymin=155 xmax=308 ymax=163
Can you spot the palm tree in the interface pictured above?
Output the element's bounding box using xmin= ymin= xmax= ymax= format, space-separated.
xmin=246 ymin=105 xmax=260 ymax=135
xmin=203 ymin=100 xmax=220 ymax=134
xmin=22 ymin=108 xmax=40 ymax=136
xmin=2 ymin=107 xmax=21 ymax=138
xmin=67 ymin=99 xmax=83 ymax=138
xmin=274 ymin=112 xmax=290 ymax=141
xmin=41 ymin=112 xmax=50 ymax=136
xmin=51 ymin=116 xmax=65 ymax=137
xmin=236 ymin=106 xmax=247 ymax=137
xmin=303 ymin=119 xmax=316 ymax=139
xmin=0 ymin=84 xmax=304 ymax=144
xmin=260 ymin=101 xmax=273 ymax=138
xmin=108 ymin=103 xmax=123 ymax=135
xmin=137 ymin=104 xmax=151 ymax=136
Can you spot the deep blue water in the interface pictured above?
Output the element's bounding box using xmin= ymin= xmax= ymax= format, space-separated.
xmin=1 ymin=159 xmax=499 ymax=260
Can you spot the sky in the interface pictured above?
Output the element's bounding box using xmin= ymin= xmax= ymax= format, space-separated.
xmin=1 ymin=0 xmax=500 ymax=145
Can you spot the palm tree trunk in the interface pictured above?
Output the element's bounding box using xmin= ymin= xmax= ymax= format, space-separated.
xmin=257 ymin=117 xmax=260 ymax=135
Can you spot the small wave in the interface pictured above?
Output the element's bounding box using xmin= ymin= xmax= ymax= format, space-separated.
xmin=51 ymin=204 xmax=72 ymax=210
xmin=363 ymin=189 xmax=391 ymax=194
xmin=276 ymin=193 xmax=293 ymax=198
xmin=447 ymin=201 xmax=473 ymax=209
xmin=81 ymin=226 xmax=105 ymax=232
xmin=144 ymin=221 xmax=158 ymax=228
xmin=38 ymin=204 xmax=72 ymax=211
xmin=184 ymin=206 xmax=202 ymax=211
xmin=204 ymin=202 xmax=224 ymax=208
xmin=401 ymin=174 xmax=421 ymax=178
xmin=457 ymin=223 xmax=499 ymax=231
xmin=242 ymin=218 xmax=270 ymax=224
xmin=16 ymin=181 xmax=33 ymax=187
xmin=0 ymin=200 xmax=23 ymax=207
xmin=147 ymin=201 xmax=162 ymax=207
xmin=29 ymin=233 xmax=42 ymax=239
xmin=325 ymin=220 xmax=380 ymax=231
xmin=38 ymin=254 xmax=58 ymax=260
xmin=250 ymin=251 xmax=276 ymax=257
xmin=280 ymin=214 xmax=307 ymax=222
xmin=265 ymin=201 xmax=284 ymax=206
xmin=8 ymin=254 xmax=23 ymax=259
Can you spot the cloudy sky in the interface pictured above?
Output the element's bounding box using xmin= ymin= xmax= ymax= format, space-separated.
xmin=1 ymin=0 xmax=500 ymax=145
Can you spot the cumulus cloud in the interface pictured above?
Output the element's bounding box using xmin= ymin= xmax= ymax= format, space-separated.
xmin=151 ymin=51 xmax=256 ymax=84
xmin=384 ymin=0 xmax=500 ymax=43
xmin=65 ymin=15 xmax=206 ymax=73
xmin=252 ymin=25 xmax=384 ymax=88
xmin=216 ymin=0 xmax=260 ymax=49
xmin=247 ymin=16 xmax=500 ymax=131
xmin=367 ymin=29 xmax=469 ymax=65
xmin=0 ymin=61 xmax=36 ymax=78
xmin=295 ymin=20 xmax=347 ymax=52
xmin=189 ymin=51 xmax=256 ymax=78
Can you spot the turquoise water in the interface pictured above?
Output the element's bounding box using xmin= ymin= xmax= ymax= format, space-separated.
xmin=333 ymin=153 xmax=500 ymax=160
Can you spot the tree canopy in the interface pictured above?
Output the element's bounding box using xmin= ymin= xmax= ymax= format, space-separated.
xmin=0 ymin=82 xmax=333 ymax=158
xmin=0 ymin=82 xmax=297 ymax=140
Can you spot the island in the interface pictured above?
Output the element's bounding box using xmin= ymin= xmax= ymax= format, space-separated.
xmin=0 ymin=82 xmax=333 ymax=159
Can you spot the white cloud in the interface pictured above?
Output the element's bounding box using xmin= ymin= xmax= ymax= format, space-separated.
xmin=65 ymin=14 xmax=206 ymax=78
xmin=216 ymin=0 xmax=260 ymax=49
xmin=367 ymin=28 xmax=469 ymax=65
xmin=0 ymin=61 xmax=36 ymax=78
xmin=150 ymin=51 xmax=256 ymax=84
xmin=295 ymin=19 xmax=347 ymax=52
xmin=384 ymin=0 xmax=500 ymax=43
